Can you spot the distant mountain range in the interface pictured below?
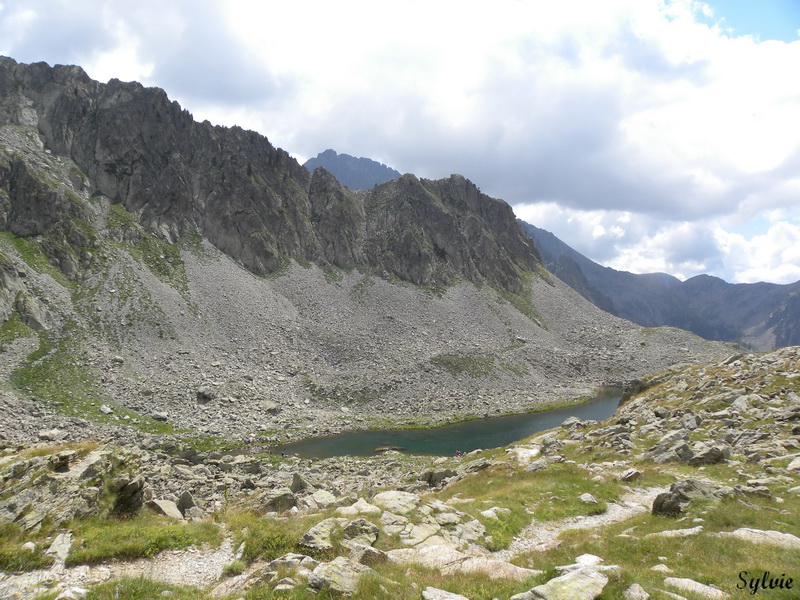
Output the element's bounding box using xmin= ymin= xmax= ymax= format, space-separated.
xmin=307 ymin=147 xmax=800 ymax=351
xmin=519 ymin=222 xmax=800 ymax=351
xmin=304 ymin=149 xmax=401 ymax=190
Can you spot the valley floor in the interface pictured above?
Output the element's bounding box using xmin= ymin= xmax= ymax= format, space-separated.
xmin=2 ymin=346 xmax=800 ymax=600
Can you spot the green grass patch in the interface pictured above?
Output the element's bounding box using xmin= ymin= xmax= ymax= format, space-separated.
xmin=178 ymin=435 xmax=247 ymax=453
xmin=495 ymin=272 xmax=543 ymax=325
xmin=430 ymin=353 xmax=495 ymax=378
xmin=0 ymin=523 xmax=55 ymax=572
xmin=129 ymin=234 xmax=188 ymax=294
xmin=9 ymin=324 xmax=177 ymax=435
xmin=67 ymin=513 xmax=222 ymax=565
xmin=84 ymin=576 xmax=208 ymax=600
xmin=514 ymin=493 xmax=800 ymax=599
xmin=0 ymin=231 xmax=72 ymax=288
xmin=499 ymin=360 xmax=529 ymax=377
xmin=437 ymin=462 xmax=624 ymax=551
xmin=354 ymin=560 xmax=544 ymax=600
xmin=0 ymin=310 xmax=35 ymax=350
xmin=322 ymin=265 xmax=344 ymax=284
xmin=224 ymin=511 xmax=319 ymax=562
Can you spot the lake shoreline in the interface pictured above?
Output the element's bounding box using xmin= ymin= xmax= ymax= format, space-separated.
xmin=272 ymin=385 xmax=624 ymax=458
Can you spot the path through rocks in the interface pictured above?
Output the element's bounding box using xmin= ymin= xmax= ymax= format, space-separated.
xmin=493 ymin=486 xmax=666 ymax=560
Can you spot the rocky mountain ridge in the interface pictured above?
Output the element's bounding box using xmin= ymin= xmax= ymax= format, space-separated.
xmin=0 ymin=56 xmax=538 ymax=295
xmin=295 ymin=146 xmax=800 ymax=352
xmin=303 ymin=149 xmax=401 ymax=190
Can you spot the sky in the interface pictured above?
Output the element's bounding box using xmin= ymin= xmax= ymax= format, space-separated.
xmin=2 ymin=0 xmax=799 ymax=285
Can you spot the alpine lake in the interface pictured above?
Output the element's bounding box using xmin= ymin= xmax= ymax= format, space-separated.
xmin=273 ymin=386 xmax=622 ymax=458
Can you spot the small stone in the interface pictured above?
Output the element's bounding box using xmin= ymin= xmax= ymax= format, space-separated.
xmin=620 ymin=468 xmax=642 ymax=482
xmin=623 ymin=583 xmax=651 ymax=600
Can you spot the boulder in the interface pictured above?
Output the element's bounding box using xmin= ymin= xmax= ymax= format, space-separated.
xmin=112 ymin=476 xmax=149 ymax=515
xmin=38 ymin=428 xmax=65 ymax=442
xmin=260 ymin=487 xmax=297 ymax=513
xmin=290 ymin=472 xmax=316 ymax=493
xmin=335 ymin=497 xmax=382 ymax=516
xmin=311 ymin=489 xmax=338 ymax=508
xmin=372 ymin=490 xmax=420 ymax=514
xmin=623 ymin=583 xmax=650 ymax=600
xmin=420 ymin=469 xmax=457 ymax=488
xmin=196 ymin=385 xmax=217 ymax=402
xmin=681 ymin=412 xmax=702 ymax=430
xmin=148 ymin=499 xmax=184 ymax=520
xmin=619 ymin=468 xmax=642 ymax=482
xmin=687 ymin=443 xmax=729 ymax=466
xmin=388 ymin=544 xmax=539 ymax=581
xmin=347 ymin=542 xmax=388 ymax=566
xmin=308 ymin=556 xmax=375 ymax=595
xmin=176 ymin=490 xmax=197 ymax=514
xmin=46 ymin=532 xmax=72 ymax=564
xmin=645 ymin=526 xmax=703 ymax=538
xmin=653 ymin=479 xmax=732 ymax=516
xmin=300 ymin=517 xmax=342 ymax=552
xmin=510 ymin=567 xmax=608 ymax=600
xmin=55 ymin=588 xmax=89 ymax=600
xmin=343 ymin=518 xmax=379 ymax=546
xmin=652 ymin=492 xmax=684 ymax=517
xmin=711 ymin=528 xmax=800 ymax=550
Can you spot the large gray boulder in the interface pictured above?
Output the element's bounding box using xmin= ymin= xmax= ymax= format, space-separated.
xmin=260 ymin=487 xmax=297 ymax=513
xmin=510 ymin=567 xmax=608 ymax=600
xmin=308 ymin=556 xmax=375 ymax=595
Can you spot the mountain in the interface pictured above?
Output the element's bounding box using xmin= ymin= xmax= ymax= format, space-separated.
xmin=520 ymin=221 xmax=800 ymax=351
xmin=0 ymin=56 xmax=737 ymax=453
xmin=3 ymin=55 xmax=795 ymax=600
xmin=294 ymin=147 xmax=800 ymax=351
xmin=304 ymin=149 xmax=401 ymax=190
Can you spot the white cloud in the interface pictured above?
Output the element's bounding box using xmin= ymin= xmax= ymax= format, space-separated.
xmin=2 ymin=0 xmax=800 ymax=284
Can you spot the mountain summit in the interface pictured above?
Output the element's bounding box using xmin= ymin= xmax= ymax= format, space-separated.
xmin=304 ymin=149 xmax=401 ymax=190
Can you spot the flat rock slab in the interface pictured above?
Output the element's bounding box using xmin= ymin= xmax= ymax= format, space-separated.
xmin=510 ymin=567 xmax=608 ymax=600
xmin=712 ymin=528 xmax=800 ymax=550
xmin=645 ymin=525 xmax=703 ymax=538
xmin=372 ymin=490 xmax=420 ymax=514
xmin=664 ymin=577 xmax=730 ymax=599
xmin=387 ymin=544 xmax=540 ymax=581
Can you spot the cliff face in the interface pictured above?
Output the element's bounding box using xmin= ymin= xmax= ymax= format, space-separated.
xmin=0 ymin=57 xmax=538 ymax=292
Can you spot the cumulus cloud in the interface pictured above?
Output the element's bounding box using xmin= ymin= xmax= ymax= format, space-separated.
xmin=1 ymin=0 xmax=799 ymax=284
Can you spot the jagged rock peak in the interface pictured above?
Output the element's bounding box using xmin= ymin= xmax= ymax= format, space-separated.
xmin=1 ymin=56 xmax=539 ymax=292
xmin=304 ymin=149 xmax=401 ymax=190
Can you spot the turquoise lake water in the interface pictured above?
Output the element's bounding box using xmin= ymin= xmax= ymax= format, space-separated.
xmin=273 ymin=387 xmax=622 ymax=458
